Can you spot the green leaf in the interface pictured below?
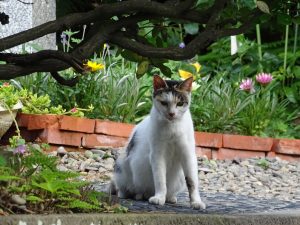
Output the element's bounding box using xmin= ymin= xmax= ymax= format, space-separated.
xmin=283 ymin=87 xmax=297 ymax=103
xmin=121 ymin=50 xmax=143 ymax=62
xmin=26 ymin=195 xmax=44 ymax=203
xmin=184 ymin=23 xmax=199 ymax=35
xmin=0 ymin=156 xmax=6 ymax=166
xmin=293 ymin=15 xmax=300 ymax=25
xmin=157 ymin=64 xmax=172 ymax=78
xmin=71 ymin=38 xmax=82 ymax=44
xmin=293 ymin=66 xmax=300 ymax=78
xmin=256 ymin=1 xmax=270 ymax=14
xmin=136 ymin=60 xmax=150 ymax=78
xmin=277 ymin=13 xmax=292 ymax=25
xmin=195 ymin=0 xmax=215 ymax=9
xmin=0 ymin=175 xmax=20 ymax=181
xmin=237 ymin=0 xmax=257 ymax=9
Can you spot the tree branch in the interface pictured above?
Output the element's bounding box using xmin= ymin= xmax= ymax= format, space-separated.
xmin=0 ymin=50 xmax=84 ymax=72
xmin=50 ymin=72 xmax=79 ymax=87
xmin=0 ymin=0 xmax=196 ymax=51
xmin=0 ymin=16 xmax=145 ymax=79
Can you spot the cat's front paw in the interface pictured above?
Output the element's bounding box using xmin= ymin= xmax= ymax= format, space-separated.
xmin=166 ymin=196 xmax=177 ymax=204
xmin=149 ymin=195 xmax=165 ymax=205
xmin=191 ymin=201 xmax=206 ymax=210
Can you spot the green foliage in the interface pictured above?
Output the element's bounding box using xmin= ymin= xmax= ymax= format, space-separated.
xmin=0 ymin=138 xmax=122 ymax=214
xmin=256 ymin=158 xmax=269 ymax=170
xmin=0 ymin=82 xmax=20 ymax=109
xmin=0 ymin=81 xmax=93 ymax=117
xmin=191 ymin=75 xmax=250 ymax=134
xmin=191 ymin=75 xmax=299 ymax=138
xmin=15 ymin=55 xmax=152 ymax=123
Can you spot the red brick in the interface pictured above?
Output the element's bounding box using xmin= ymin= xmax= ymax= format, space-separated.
xmin=212 ymin=148 xmax=265 ymax=160
xmin=275 ymin=153 xmax=300 ymax=162
xmin=39 ymin=128 xmax=83 ymax=146
xmin=59 ymin=115 xmax=95 ymax=133
xmin=272 ymin=138 xmax=300 ymax=155
xmin=223 ymin=134 xmax=273 ymax=151
xmin=266 ymin=151 xmax=276 ymax=158
xmin=95 ymin=120 xmax=134 ymax=138
xmin=195 ymin=147 xmax=212 ymax=159
xmin=16 ymin=113 xmax=31 ymax=127
xmin=82 ymin=134 xmax=128 ymax=148
xmin=195 ymin=132 xmax=222 ymax=148
xmin=27 ymin=114 xmax=61 ymax=130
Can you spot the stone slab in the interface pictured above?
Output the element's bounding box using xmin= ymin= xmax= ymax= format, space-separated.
xmin=1 ymin=211 xmax=300 ymax=225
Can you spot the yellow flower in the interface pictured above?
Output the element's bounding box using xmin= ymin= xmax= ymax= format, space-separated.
xmin=178 ymin=69 xmax=194 ymax=79
xmin=84 ymin=60 xmax=105 ymax=72
xmin=178 ymin=62 xmax=201 ymax=80
xmin=191 ymin=62 xmax=201 ymax=73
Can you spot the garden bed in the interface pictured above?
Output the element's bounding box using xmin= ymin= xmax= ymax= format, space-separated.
xmin=1 ymin=113 xmax=300 ymax=162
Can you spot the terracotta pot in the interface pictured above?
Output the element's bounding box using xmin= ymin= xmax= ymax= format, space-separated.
xmin=0 ymin=101 xmax=23 ymax=140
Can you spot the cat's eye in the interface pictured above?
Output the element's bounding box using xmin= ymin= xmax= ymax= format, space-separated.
xmin=160 ymin=101 xmax=168 ymax=106
xmin=177 ymin=101 xmax=185 ymax=107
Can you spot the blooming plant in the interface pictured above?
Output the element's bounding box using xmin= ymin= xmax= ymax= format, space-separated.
xmin=179 ymin=62 xmax=201 ymax=80
xmin=84 ymin=60 xmax=105 ymax=72
xmin=178 ymin=62 xmax=201 ymax=91
xmin=239 ymin=78 xmax=255 ymax=93
xmin=255 ymin=72 xmax=273 ymax=85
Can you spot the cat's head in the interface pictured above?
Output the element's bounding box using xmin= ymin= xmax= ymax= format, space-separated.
xmin=152 ymin=75 xmax=193 ymax=121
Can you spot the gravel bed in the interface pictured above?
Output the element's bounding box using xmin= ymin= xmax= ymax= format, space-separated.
xmin=52 ymin=147 xmax=300 ymax=203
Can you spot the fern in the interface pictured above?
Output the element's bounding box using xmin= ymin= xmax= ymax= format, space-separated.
xmin=0 ymin=175 xmax=20 ymax=181
xmin=23 ymin=149 xmax=57 ymax=172
xmin=67 ymin=199 xmax=100 ymax=210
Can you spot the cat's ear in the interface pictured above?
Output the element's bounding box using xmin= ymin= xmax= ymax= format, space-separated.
xmin=153 ymin=75 xmax=167 ymax=91
xmin=179 ymin=76 xmax=193 ymax=92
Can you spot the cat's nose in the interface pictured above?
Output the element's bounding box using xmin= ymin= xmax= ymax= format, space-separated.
xmin=169 ymin=112 xmax=175 ymax=117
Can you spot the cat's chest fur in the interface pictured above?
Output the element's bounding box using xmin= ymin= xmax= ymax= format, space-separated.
xmin=151 ymin=120 xmax=184 ymax=140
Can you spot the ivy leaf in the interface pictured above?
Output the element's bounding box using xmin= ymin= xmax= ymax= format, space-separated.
xmin=184 ymin=23 xmax=199 ymax=35
xmin=256 ymin=1 xmax=270 ymax=14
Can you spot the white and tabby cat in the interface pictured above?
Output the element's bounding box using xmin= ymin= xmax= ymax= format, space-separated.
xmin=112 ymin=75 xmax=205 ymax=209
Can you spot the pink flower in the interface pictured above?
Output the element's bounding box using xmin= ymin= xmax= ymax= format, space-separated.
xmin=256 ymin=73 xmax=273 ymax=85
xmin=71 ymin=107 xmax=77 ymax=113
xmin=13 ymin=145 xmax=26 ymax=155
xmin=2 ymin=82 xmax=10 ymax=87
xmin=240 ymin=78 xmax=255 ymax=93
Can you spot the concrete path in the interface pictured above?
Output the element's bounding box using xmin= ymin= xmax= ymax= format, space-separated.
xmin=1 ymin=184 xmax=300 ymax=225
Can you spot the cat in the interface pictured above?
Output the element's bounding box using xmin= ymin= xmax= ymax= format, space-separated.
xmin=111 ymin=75 xmax=206 ymax=209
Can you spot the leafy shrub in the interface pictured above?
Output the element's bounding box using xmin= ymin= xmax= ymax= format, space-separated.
xmin=0 ymin=138 xmax=122 ymax=214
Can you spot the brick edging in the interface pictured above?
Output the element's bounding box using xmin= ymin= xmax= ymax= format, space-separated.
xmin=6 ymin=113 xmax=300 ymax=161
